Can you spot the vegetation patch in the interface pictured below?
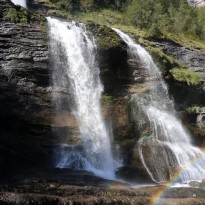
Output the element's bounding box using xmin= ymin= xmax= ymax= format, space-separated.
xmin=161 ymin=30 xmax=205 ymax=52
xmin=37 ymin=0 xmax=205 ymax=52
xmin=139 ymin=130 xmax=151 ymax=139
xmin=47 ymin=9 xmax=71 ymax=19
xmin=102 ymin=94 xmax=113 ymax=104
xmin=4 ymin=7 xmax=31 ymax=23
xmin=42 ymin=0 xmax=127 ymax=13
xmin=170 ymin=68 xmax=203 ymax=86
xmin=125 ymin=0 xmax=205 ymax=42
xmin=145 ymin=43 xmax=178 ymax=72
xmin=4 ymin=6 xmax=44 ymax=23
xmin=79 ymin=9 xmax=124 ymax=25
xmin=186 ymin=106 xmax=205 ymax=114
xmin=87 ymin=23 xmax=125 ymax=50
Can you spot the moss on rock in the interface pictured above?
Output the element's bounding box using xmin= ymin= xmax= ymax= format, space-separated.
xmin=47 ymin=9 xmax=71 ymax=19
xmin=102 ymin=94 xmax=113 ymax=104
xmin=170 ymin=68 xmax=203 ymax=86
xmin=87 ymin=23 xmax=126 ymax=50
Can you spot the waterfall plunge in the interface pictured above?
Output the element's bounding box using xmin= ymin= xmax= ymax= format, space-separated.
xmin=113 ymin=28 xmax=205 ymax=183
xmin=11 ymin=0 xmax=27 ymax=8
xmin=47 ymin=17 xmax=115 ymax=180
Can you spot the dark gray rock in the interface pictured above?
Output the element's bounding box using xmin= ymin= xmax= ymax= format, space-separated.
xmin=1 ymin=170 xmax=205 ymax=205
xmin=0 ymin=1 xmax=132 ymax=173
xmin=155 ymin=40 xmax=205 ymax=80
xmin=0 ymin=0 xmax=55 ymax=172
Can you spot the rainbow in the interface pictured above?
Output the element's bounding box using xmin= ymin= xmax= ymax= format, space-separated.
xmin=105 ymin=148 xmax=205 ymax=205
xmin=149 ymin=148 xmax=205 ymax=205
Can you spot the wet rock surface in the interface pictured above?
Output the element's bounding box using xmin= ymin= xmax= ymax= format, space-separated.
xmin=1 ymin=0 xmax=205 ymax=196
xmin=0 ymin=0 xmax=132 ymax=173
xmin=154 ymin=40 xmax=205 ymax=107
xmin=1 ymin=169 xmax=205 ymax=205
xmin=0 ymin=0 xmax=63 ymax=173
xmin=154 ymin=40 xmax=205 ymax=78
xmin=154 ymin=39 xmax=205 ymax=145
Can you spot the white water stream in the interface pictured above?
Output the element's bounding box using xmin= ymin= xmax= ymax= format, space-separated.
xmin=47 ymin=17 xmax=115 ymax=179
xmin=11 ymin=0 xmax=27 ymax=8
xmin=113 ymin=28 xmax=205 ymax=183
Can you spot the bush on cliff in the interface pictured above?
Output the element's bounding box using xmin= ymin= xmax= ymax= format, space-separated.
xmin=4 ymin=6 xmax=31 ymax=23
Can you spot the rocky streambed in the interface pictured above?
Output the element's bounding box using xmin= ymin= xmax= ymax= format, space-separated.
xmin=1 ymin=169 xmax=205 ymax=205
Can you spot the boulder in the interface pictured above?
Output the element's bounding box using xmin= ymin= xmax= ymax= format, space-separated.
xmin=132 ymin=139 xmax=179 ymax=183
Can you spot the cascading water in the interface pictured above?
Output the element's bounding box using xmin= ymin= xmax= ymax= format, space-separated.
xmin=11 ymin=0 xmax=27 ymax=8
xmin=47 ymin=17 xmax=115 ymax=179
xmin=113 ymin=28 xmax=205 ymax=183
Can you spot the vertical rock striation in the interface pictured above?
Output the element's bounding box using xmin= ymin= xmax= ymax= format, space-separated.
xmin=0 ymin=0 xmax=53 ymax=173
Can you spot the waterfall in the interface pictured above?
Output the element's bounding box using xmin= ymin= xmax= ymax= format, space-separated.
xmin=11 ymin=0 xmax=27 ymax=8
xmin=113 ymin=28 xmax=205 ymax=183
xmin=47 ymin=17 xmax=115 ymax=179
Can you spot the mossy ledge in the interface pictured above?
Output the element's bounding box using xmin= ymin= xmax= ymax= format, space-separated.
xmin=169 ymin=68 xmax=204 ymax=86
xmin=87 ymin=23 xmax=126 ymax=50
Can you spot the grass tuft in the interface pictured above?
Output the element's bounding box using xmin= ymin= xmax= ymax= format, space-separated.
xmin=170 ymin=68 xmax=203 ymax=86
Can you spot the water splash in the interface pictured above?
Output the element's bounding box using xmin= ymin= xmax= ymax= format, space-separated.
xmin=11 ymin=0 xmax=27 ymax=8
xmin=113 ymin=28 xmax=205 ymax=183
xmin=47 ymin=17 xmax=115 ymax=179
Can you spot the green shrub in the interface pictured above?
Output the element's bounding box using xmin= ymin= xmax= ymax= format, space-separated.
xmin=186 ymin=106 xmax=205 ymax=114
xmin=4 ymin=8 xmax=19 ymax=22
xmin=4 ymin=7 xmax=31 ymax=23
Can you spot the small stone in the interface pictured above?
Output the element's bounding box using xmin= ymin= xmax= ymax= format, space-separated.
xmin=189 ymin=181 xmax=200 ymax=187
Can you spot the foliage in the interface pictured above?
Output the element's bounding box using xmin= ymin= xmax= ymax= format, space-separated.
xmin=78 ymin=9 xmax=205 ymax=53
xmin=186 ymin=106 xmax=205 ymax=114
xmin=79 ymin=9 xmax=123 ymax=25
xmin=47 ymin=9 xmax=70 ymax=18
xmin=170 ymin=68 xmax=203 ymax=86
xmin=43 ymin=0 xmax=127 ymax=13
xmin=4 ymin=6 xmax=31 ymax=23
xmin=102 ymin=94 xmax=113 ymax=103
xmin=141 ymin=40 xmax=175 ymax=68
xmin=140 ymin=130 xmax=151 ymax=138
xmin=96 ymin=27 xmax=123 ymax=49
xmin=87 ymin=23 xmax=125 ymax=49
xmin=125 ymin=0 xmax=205 ymax=41
xmin=148 ymin=24 xmax=163 ymax=38
xmin=41 ymin=0 xmax=205 ymax=42
xmin=161 ymin=31 xmax=205 ymax=52
xmin=38 ymin=0 xmax=205 ymax=42
xmin=4 ymin=6 xmax=45 ymax=24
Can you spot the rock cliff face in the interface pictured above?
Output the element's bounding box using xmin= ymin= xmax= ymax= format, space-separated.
xmin=0 ymin=0 xmax=133 ymax=174
xmin=1 ymin=0 xmax=205 ymax=183
xmin=188 ymin=0 xmax=205 ymax=7
xmin=153 ymin=39 xmax=205 ymax=145
xmin=0 ymin=0 xmax=53 ymax=172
